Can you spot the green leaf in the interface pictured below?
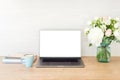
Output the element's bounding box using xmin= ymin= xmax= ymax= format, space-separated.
xmin=89 ymin=43 xmax=92 ymax=47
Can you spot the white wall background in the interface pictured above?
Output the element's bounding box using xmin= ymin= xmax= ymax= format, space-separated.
xmin=0 ymin=0 xmax=120 ymax=56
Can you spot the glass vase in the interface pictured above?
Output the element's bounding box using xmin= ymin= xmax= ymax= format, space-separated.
xmin=96 ymin=46 xmax=111 ymax=63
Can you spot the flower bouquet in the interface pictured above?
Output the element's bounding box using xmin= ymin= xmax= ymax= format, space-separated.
xmin=85 ymin=17 xmax=120 ymax=62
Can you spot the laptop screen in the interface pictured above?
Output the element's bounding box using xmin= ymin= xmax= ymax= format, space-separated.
xmin=39 ymin=30 xmax=81 ymax=57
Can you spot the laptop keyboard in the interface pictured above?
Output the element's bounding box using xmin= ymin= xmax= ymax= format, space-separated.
xmin=36 ymin=57 xmax=85 ymax=68
xmin=40 ymin=58 xmax=81 ymax=66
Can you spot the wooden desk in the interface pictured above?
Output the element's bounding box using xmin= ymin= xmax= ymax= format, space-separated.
xmin=0 ymin=56 xmax=120 ymax=80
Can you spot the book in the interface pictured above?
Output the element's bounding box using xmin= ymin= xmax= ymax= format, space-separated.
xmin=2 ymin=57 xmax=22 ymax=64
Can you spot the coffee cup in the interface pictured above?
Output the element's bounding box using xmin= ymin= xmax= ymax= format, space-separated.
xmin=22 ymin=54 xmax=34 ymax=68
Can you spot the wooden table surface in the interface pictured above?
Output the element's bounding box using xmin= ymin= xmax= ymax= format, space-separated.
xmin=0 ymin=56 xmax=120 ymax=80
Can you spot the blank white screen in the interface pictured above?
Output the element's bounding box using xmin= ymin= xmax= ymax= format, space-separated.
xmin=40 ymin=30 xmax=81 ymax=57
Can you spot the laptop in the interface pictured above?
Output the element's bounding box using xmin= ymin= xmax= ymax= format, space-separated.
xmin=36 ymin=30 xmax=84 ymax=68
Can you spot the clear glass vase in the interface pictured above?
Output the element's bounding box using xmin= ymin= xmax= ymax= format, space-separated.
xmin=96 ymin=46 xmax=111 ymax=63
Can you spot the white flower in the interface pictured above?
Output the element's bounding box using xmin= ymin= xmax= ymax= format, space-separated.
xmin=105 ymin=29 xmax=112 ymax=37
xmin=115 ymin=17 xmax=120 ymax=21
xmin=114 ymin=28 xmax=120 ymax=40
xmin=87 ymin=21 xmax=92 ymax=25
xmin=103 ymin=17 xmax=111 ymax=25
xmin=100 ymin=25 xmax=106 ymax=32
xmin=88 ymin=27 xmax=104 ymax=46
xmin=94 ymin=17 xmax=99 ymax=20
xmin=114 ymin=22 xmax=120 ymax=28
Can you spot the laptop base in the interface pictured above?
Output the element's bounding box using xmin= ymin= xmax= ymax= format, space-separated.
xmin=36 ymin=57 xmax=85 ymax=68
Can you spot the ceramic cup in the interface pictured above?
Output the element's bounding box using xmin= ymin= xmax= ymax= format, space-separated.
xmin=22 ymin=54 xmax=34 ymax=68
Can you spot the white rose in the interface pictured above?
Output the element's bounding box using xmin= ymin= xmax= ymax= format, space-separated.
xmin=94 ymin=17 xmax=99 ymax=20
xmin=105 ymin=20 xmax=111 ymax=25
xmin=114 ymin=29 xmax=120 ymax=40
xmin=114 ymin=22 xmax=120 ymax=28
xmin=88 ymin=27 xmax=104 ymax=46
xmin=105 ymin=29 xmax=112 ymax=37
xmin=115 ymin=17 xmax=120 ymax=21
xmin=87 ymin=21 xmax=92 ymax=25
xmin=103 ymin=17 xmax=111 ymax=25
